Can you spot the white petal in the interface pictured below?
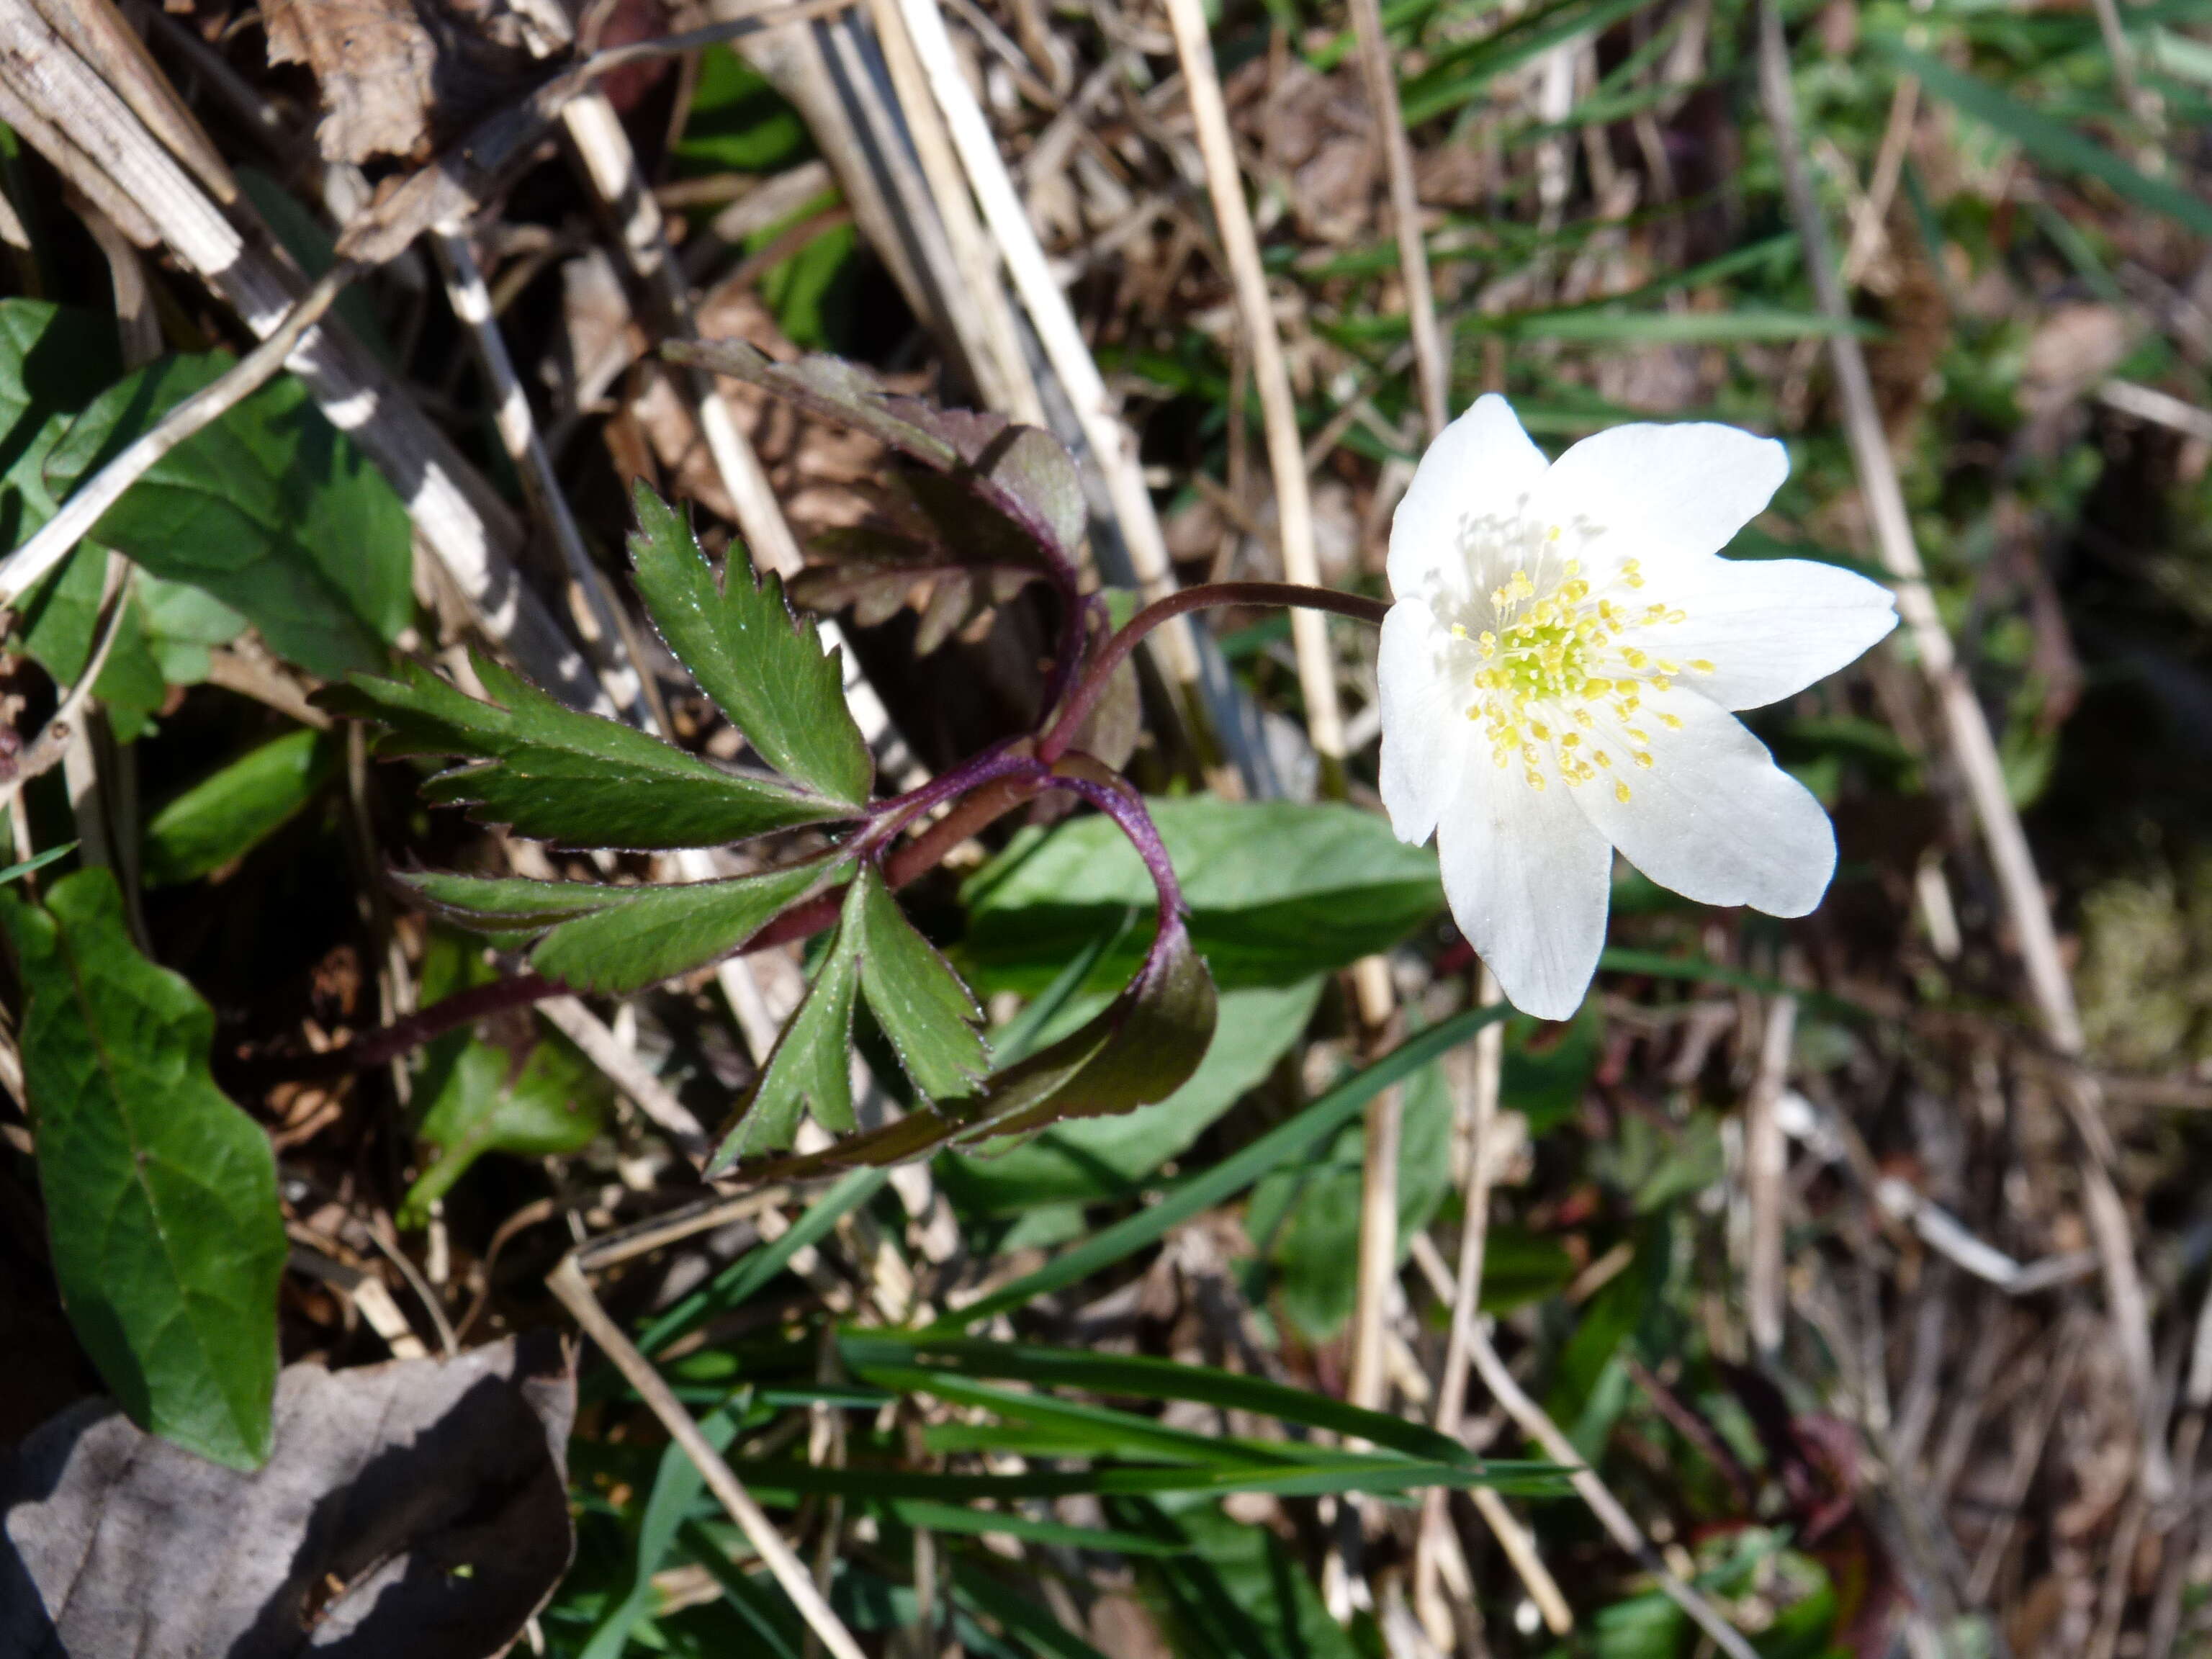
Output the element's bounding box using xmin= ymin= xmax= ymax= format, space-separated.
xmin=1570 ymin=691 xmax=1834 ymax=917
xmin=1388 ymin=394 xmax=1550 ymax=602
xmin=1658 ymin=556 xmax=1898 ymax=710
xmin=1529 ymin=421 xmax=1788 ymax=576
xmin=1377 ymin=600 xmax=1471 ymax=846
xmin=1437 ymin=765 xmax=1612 ymax=1020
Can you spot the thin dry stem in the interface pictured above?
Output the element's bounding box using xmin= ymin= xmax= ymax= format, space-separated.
xmin=1746 ymin=992 xmax=1797 ymax=1361
xmin=538 ymin=997 xmax=710 ymax=1159
xmin=547 ymin=1256 xmax=870 ymax=1659
xmin=1344 ymin=0 xmax=1447 ymax=441
xmin=431 ymin=228 xmax=661 ymax=730
xmin=1465 ymin=1318 xmax=1762 ymax=1659
xmin=1755 ymin=0 xmax=2164 ymax=1496
xmin=1161 ymin=0 xmax=1343 ymax=767
xmin=891 ymin=0 xmax=1206 ymax=696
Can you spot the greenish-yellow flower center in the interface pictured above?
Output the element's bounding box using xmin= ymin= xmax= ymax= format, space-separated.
xmin=1455 ymin=553 xmax=1716 ymax=801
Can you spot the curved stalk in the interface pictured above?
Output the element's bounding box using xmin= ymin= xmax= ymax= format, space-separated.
xmin=1039 ymin=581 xmax=1390 ymax=763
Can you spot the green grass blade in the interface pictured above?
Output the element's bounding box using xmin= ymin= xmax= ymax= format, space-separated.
xmin=1890 ymin=43 xmax=2212 ymax=238
xmin=938 ymin=1004 xmax=1511 ymax=1328
xmin=636 ymin=1167 xmax=889 ymax=1355
xmin=950 ymin=1563 xmax=1118 ymax=1659
xmin=890 ymin=1498 xmax=1192 ymax=1557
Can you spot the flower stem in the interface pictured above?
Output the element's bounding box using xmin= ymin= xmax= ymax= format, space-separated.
xmin=1038 ymin=580 xmax=1390 ymax=763
xmin=1041 ymin=769 xmax=1185 ymax=923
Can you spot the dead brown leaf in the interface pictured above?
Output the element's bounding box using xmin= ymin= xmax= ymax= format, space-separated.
xmin=264 ymin=0 xmax=550 ymax=165
xmin=1 ymin=1334 xmax=574 ymax=1658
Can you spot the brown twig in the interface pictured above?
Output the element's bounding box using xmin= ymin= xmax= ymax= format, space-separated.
xmin=1754 ymin=0 xmax=2164 ymax=1498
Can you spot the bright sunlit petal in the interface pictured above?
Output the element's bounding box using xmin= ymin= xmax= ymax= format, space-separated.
xmin=1377 ymin=601 xmax=1471 ymax=848
xmin=1380 ymin=398 xmax=1888 ymax=1016
xmin=1570 ymin=688 xmax=1838 ymax=917
xmin=1436 ymin=763 xmax=1613 ymax=1022
xmin=1387 ymin=393 xmax=1550 ymax=603
xmin=1528 ymin=420 xmax=1790 ymax=575
xmin=1647 ymin=554 xmax=1899 ymax=711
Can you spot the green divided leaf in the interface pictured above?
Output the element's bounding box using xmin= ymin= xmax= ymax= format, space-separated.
xmin=399 ymin=930 xmax=610 ymax=1227
xmin=42 ymin=351 xmax=413 ymax=680
xmin=717 ymin=901 xmax=864 ymax=1166
xmin=849 ymin=864 xmax=989 ymax=1102
xmin=0 ymin=869 xmax=285 ymax=1469
xmin=143 ymin=728 xmax=343 ymax=886
xmin=706 ymin=865 xmax=989 ymax=1168
xmin=405 ymin=855 xmax=845 ymax=996
xmin=321 ymin=654 xmax=853 ymax=850
xmin=713 ymin=913 xmax=1215 ymax=1182
xmin=962 ymin=797 xmax=1446 ymax=993
xmin=628 ymin=482 xmax=871 ymax=806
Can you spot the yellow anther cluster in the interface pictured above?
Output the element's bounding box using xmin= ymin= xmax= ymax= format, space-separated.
xmin=1456 ymin=548 xmax=1705 ymax=797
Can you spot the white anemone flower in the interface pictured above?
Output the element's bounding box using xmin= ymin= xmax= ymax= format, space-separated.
xmin=1378 ymin=395 xmax=1899 ymax=1019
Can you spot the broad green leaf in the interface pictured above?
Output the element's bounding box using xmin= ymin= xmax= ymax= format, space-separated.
xmin=1889 ymin=44 xmax=2212 ymax=240
xmin=137 ymin=572 xmax=248 ymax=683
xmin=961 ymin=797 xmax=1444 ymax=992
xmin=399 ymin=930 xmax=610 ymax=1226
xmin=0 ymin=868 xmax=284 ymax=1468
xmin=673 ymin=45 xmax=812 ymax=174
xmin=1593 ymin=1592 xmax=1689 ymax=1659
xmin=711 ymin=897 xmax=863 ymax=1167
xmin=405 ymin=855 xmax=845 ymax=995
xmin=0 ymin=300 xmax=120 ymax=562
xmin=322 ymin=654 xmax=850 ymax=850
xmin=19 ymin=561 xmax=248 ymax=742
xmin=628 ymin=482 xmax=871 ymax=805
xmin=43 ymin=352 xmax=412 ymax=679
xmin=850 ymin=863 xmax=989 ymax=1102
xmin=0 ymin=302 xmax=214 ymax=733
xmin=142 ymin=729 xmax=343 ymax=886
xmin=940 ymin=977 xmax=1323 ymax=1214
